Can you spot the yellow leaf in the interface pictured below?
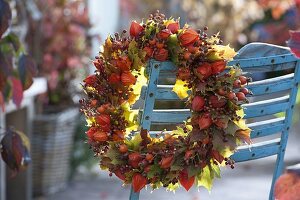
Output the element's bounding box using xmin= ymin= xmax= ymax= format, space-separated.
xmin=86 ymin=117 xmax=95 ymax=126
xmin=129 ymin=67 xmax=148 ymax=105
xmin=172 ymin=79 xmax=190 ymax=99
xmin=233 ymin=119 xmax=248 ymax=130
xmin=236 ymin=129 xmax=252 ymax=144
xmin=236 ymin=109 xmax=245 ymax=118
xmin=209 ymin=44 xmax=237 ymax=61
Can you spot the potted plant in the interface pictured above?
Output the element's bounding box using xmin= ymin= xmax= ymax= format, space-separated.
xmin=26 ymin=0 xmax=91 ymax=196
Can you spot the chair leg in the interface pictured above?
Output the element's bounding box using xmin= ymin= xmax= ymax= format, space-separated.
xmin=129 ymin=186 xmax=140 ymax=200
xmin=269 ymin=150 xmax=286 ymax=200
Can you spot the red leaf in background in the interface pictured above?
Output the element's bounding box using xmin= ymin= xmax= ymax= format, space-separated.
xmin=10 ymin=77 xmax=23 ymax=108
xmin=18 ymin=54 xmax=37 ymax=90
xmin=0 ymin=0 xmax=12 ymax=38
xmin=179 ymin=169 xmax=195 ymax=191
xmin=132 ymin=173 xmax=147 ymax=192
xmin=211 ymin=149 xmax=224 ymax=164
xmin=274 ymin=173 xmax=298 ymax=199
xmin=0 ymin=91 xmax=4 ymax=112
xmin=287 ymin=31 xmax=300 ymax=58
xmin=129 ymin=21 xmax=144 ymax=37
xmin=0 ymin=128 xmax=31 ymax=174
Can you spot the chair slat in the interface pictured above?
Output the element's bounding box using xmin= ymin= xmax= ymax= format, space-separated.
xmin=151 ymin=73 xmax=294 ymax=101
xmin=248 ymin=117 xmax=285 ymax=138
xmin=228 ymin=54 xmax=297 ymax=72
xmin=150 ymin=96 xmax=289 ymax=123
xmin=232 ymin=138 xmax=281 ymax=162
xmin=243 ymin=96 xmax=289 ymax=118
xmin=157 ymin=54 xmax=297 ymax=73
xmin=151 ymin=109 xmax=189 ymax=124
xmin=246 ymin=73 xmax=294 ymax=96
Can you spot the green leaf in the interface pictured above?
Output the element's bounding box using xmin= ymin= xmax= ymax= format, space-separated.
xmin=147 ymin=164 xmax=163 ymax=179
xmin=197 ymin=166 xmax=214 ymax=191
xmin=224 ymin=121 xmax=240 ymax=135
xmin=211 ymin=164 xmax=221 ymax=178
xmin=1 ymin=33 xmax=22 ymax=53
xmin=188 ymin=166 xmax=201 ymax=178
xmin=167 ymin=183 xmax=180 ymax=192
xmin=106 ymin=146 xmax=124 ymax=165
xmin=0 ymin=49 xmax=13 ymax=77
xmin=144 ymin=21 xmax=156 ymax=38
xmin=128 ymin=40 xmax=144 ymax=70
xmin=125 ymin=133 xmax=142 ymax=151
xmin=0 ymin=0 xmax=12 ymax=38
xmin=170 ymin=164 xmax=184 ymax=171
xmin=167 ymin=34 xmax=180 ymax=64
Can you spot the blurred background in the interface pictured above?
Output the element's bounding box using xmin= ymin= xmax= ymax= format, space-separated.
xmin=0 ymin=0 xmax=300 ymax=200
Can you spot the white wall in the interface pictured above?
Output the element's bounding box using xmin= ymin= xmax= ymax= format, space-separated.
xmin=88 ymin=0 xmax=120 ymax=73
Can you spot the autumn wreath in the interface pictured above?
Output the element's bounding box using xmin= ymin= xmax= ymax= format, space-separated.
xmin=80 ymin=11 xmax=251 ymax=193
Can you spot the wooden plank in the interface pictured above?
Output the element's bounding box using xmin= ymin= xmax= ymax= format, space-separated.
xmin=149 ymin=95 xmax=289 ymax=123
xmin=231 ymin=138 xmax=281 ymax=162
xmin=243 ymin=95 xmax=290 ymax=118
xmin=228 ymin=54 xmax=297 ymax=72
xmin=270 ymin=61 xmax=300 ymax=198
xmin=151 ymin=109 xmax=190 ymax=124
xmin=248 ymin=117 xmax=285 ymax=138
xmin=151 ymin=73 xmax=294 ymax=101
xmin=247 ymin=73 xmax=294 ymax=96
xmin=156 ymin=54 xmax=297 ymax=73
xmin=140 ymin=61 xmax=161 ymax=130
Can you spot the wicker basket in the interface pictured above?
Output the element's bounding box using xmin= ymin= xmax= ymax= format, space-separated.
xmin=32 ymin=108 xmax=78 ymax=196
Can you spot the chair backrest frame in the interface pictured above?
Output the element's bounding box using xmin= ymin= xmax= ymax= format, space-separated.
xmin=129 ymin=43 xmax=300 ymax=200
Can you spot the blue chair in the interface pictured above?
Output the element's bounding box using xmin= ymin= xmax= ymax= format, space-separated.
xmin=129 ymin=43 xmax=300 ymax=200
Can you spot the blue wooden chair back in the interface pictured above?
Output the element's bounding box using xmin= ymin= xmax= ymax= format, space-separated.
xmin=129 ymin=43 xmax=300 ymax=200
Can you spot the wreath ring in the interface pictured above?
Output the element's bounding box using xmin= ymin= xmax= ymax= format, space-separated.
xmin=80 ymin=11 xmax=251 ymax=193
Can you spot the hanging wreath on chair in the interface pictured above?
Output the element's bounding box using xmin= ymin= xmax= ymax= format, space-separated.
xmin=80 ymin=11 xmax=251 ymax=193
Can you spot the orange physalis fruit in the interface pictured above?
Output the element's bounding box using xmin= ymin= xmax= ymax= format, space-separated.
xmin=160 ymin=155 xmax=174 ymax=169
xmin=211 ymin=60 xmax=226 ymax=74
xmin=132 ymin=173 xmax=147 ymax=192
xmin=108 ymin=73 xmax=121 ymax=84
xmin=191 ymin=96 xmax=205 ymax=111
xmin=130 ymin=21 xmax=144 ymax=37
xmin=93 ymin=131 xmax=108 ymax=142
xmin=114 ymin=169 xmax=126 ymax=181
xmin=198 ymin=113 xmax=213 ymax=130
xmin=121 ymin=71 xmax=137 ymax=86
xmin=179 ymin=29 xmax=199 ymax=46
xmin=119 ymin=144 xmax=128 ymax=153
xmin=116 ymin=56 xmax=132 ymax=71
xmin=179 ymin=169 xmax=195 ymax=191
xmin=167 ymin=21 xmax=179 ymax=34
xmin=154 ymin=48 xmax=168 ymax=61
xmin=196 ymin=62 xmax=212 ymax=79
